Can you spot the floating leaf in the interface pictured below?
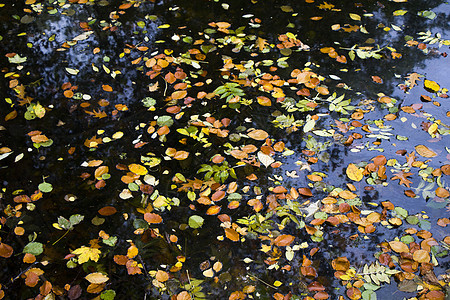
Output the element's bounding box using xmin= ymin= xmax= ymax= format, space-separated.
xmin=144 ymin=213 xmax=162 ymax=224
xmin=273 ymin=234 xmax=295 ymax=247
xmin=23 ymin=242 xmax=43 ymax=256
xmin=412 ymin=249 xmax=430 ymax=263
xmin=188 ymin=215 xmax=204 ymax=229
xmin=346 ymin=163 xmax=363 ymax=182
xmin=85 ymin=272 xmax=109 ymax=284
xmin=415 ymin=145 xmax=437 ymax=158
xmin=225 ymin=228 xmax=239 ymax=241
xmin=129 ymin=163 xmax=148 ymax=175
xmin=247 ymin=129 xmax=269 ymax=141
xmin=156 ymin=270 xmax=169 ymax=282
xmin=0 ymin=242 xmax=13 ymax=258
xmin=174 ymin=151 xmax=189 ymax=160
xmin=389 ymin=241 xmax=409 ymax=253
xmin=257 ymin=151 xmax=274 ymax=168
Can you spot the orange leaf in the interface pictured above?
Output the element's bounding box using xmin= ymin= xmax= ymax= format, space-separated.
xmin=171 ymin=90 xmax=187 ymax=100
xmin=247 ymin=129 xmax=269 ymax=141
xmin=177 ymin=291 xmax=191 ymax=300
xmin=174 ymin=151 xmax=189 ymax=160
xmin=435 ymin=187 xmax=449 ymax=198
xmin=346 ymin=287 xmax=361 ymax=300
xmin=389 ymin=240 xmax=409 ymax=253
xmin=298 ymin=187 xmax=313 ymax=197
xmin=206 ymin=205 xmax=221 ymax=215
xmin=415 ymin=145 xmax=437 ymax=158
xmin=156 ymin=270 xmax=169 ymax=282
xmin=102 ymin=84 xmax=113 ymax=92
xmin=257 ymin=96 xmax=272 ymax=106
xmin=129 ymin=163 xmax=148 ymax=175
xmin=144 ymin=213 xmax=163 ymax=224
xmin=413 ymin=249 xmax=430 ymax=263
xmin=331 ymin=257 xmax=350 ymax=271
xmin=211 ymin=190 xmax=225 ymax=201
xmin=371 ymin=76 xmax=383 ymax=84
xmin=225 ymin=228 xmax=239 ymax=241
xmin=0 ymin=243 xmax=13 ymax=258
xmin=273 ymin=234 xmax=295 ymax=247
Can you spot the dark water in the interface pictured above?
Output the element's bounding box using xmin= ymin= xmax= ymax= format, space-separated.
xmin=0 ymin=0 xmax=449 ymax=299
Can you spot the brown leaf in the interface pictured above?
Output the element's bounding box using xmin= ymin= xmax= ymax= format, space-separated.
xmin=331 ymin=257 xmax=350 ymax=271
xmin=346 ymin=287 xmax=362 ymax=300
xmin=273 ymin=234 xmax=295 ymax=247
xmin=98 ymin=206 xmax=117 ymax=216
xmin=391 ymin=171 xmax=413 ymax=188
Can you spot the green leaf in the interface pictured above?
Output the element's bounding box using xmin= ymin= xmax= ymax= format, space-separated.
xmin=23 ymin=242 xmax=44 ymax=255
xmin=101 ymin=290 xmax=116 ymax=300
xmin=141 ymin=97 xmax=156 ymax=108
xmin=69 ymin=214 xmax=84 ymax=226
xmin=38 ymin=182 xmax=53 ymax=193
xmin=394 ymin=207 xmax=408 ymax=219
xmin=58 ymin=216 xmax=72 ymax=230
xmin=103 ymin=236 xmax=118 ymax=247
xmin=157 ymin=116 xmax=173 ymax=127
xmin=188 ymin=215 xmax=204 ymax=229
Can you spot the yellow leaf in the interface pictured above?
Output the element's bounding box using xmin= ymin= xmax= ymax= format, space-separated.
xmin=72 ymin=246 xmax=101 ymax=264
xmin=273 ymin=280 xmax=283 ymax=287
xmin=349 ymin=13 xmax=361 ymax=21
xmin=129 ymin=163 xmax=148 ymax=175
xmin=85 ymin=272 xmax=109 ymax=284
xmin=127 ymin=245 xmax=138 ymax=259
xmin=415 ymin=145 xmax=437 ymax=158
xmin=424 ymin=79 xmax=440 ymax=92
xmin=339 ymin=190 xmax=357 ymax=200
xmin=346 ymin=163 xmax=363 ymax=181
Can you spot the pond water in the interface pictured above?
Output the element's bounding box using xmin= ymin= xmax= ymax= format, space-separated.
xmin=0 ymin=0 xmax=449 ymax=299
